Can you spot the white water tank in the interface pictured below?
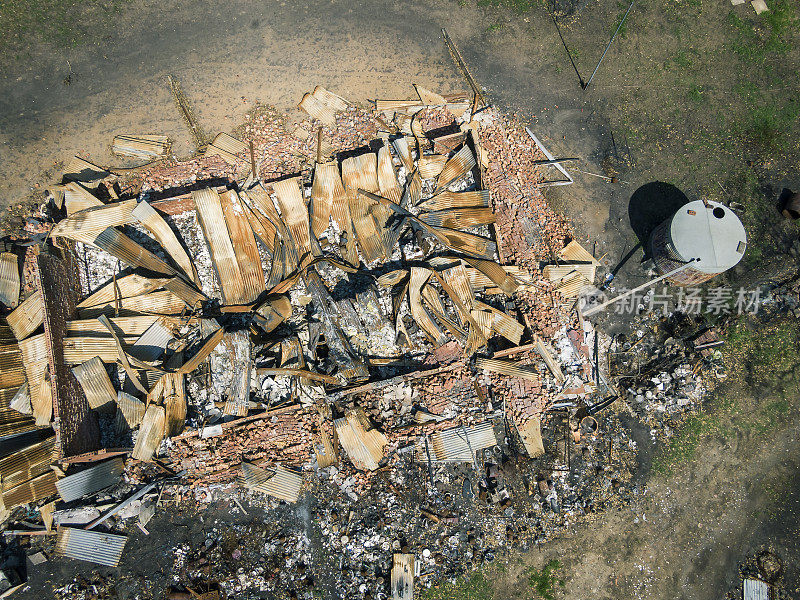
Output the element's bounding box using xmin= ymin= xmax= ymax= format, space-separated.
xmin=649 ymin=200 xmax=747 ymax=285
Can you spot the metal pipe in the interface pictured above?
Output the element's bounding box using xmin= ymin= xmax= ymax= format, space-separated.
xmin=584 ymin=0 xmax=635 ymax=90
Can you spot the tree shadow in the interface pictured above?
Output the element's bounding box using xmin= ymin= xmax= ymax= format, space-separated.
xmin=628 ymin=181 xmax=689 ymax=250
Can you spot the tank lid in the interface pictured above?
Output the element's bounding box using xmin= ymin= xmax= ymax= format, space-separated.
xmin=670 ymin=200 xmax=747 ymax=274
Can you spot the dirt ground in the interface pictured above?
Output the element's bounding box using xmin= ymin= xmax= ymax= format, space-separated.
xmin=1 ymin=0 xmax=799 ymax=598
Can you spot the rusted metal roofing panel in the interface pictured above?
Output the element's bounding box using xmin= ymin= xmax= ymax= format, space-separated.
xmin=460 ymin=256 xmax=519 ymax=296
xmin=377 ymin=143 xmax=402 ymax=204
xmin=299 ymin=93 xmax=336 ymax=125
xmin=131 ymin=200 xmax=199 ymax=285
xmin=192 ymin=188 xmax=247 ymax=304
xmin=67 ymin=315 xmax=161 ymax=338
xmin=418 ymin=154 xmax=447 ymax=179
xmin=239 ymin=463 xmax=303 ymax=503
xmin=392 ymin=137 xmax=414 ymax=172
xmin=543 ymin=264 xmax=596 ymax=285
xmin=77 ymin=290 xmax=186 ymax=319
xmin=116 ymin=392 xmax=145 ymax=431
xmin=435 ymin=145 xmax=475 ymax=192
xmin=343 ymin=153 xmax=390 ymax=262
xmin=417 ymin=190 xmax=489 ymax=212
xmin=63 ymin=182 xmax=104 ymax=216
xmin=77 ymin=274 xmax=170 ymax=309
xmin=0 ymin=344 xmax=25 ymax=390
xmin=50 ymin=200 xmax=138 ymax=241
xmin=553 ymin=271 xmax=592 ymax=299
xmin=0 ymin=253 xmax=20 ymax=308
xmin=112 ymin=134 xmax=170 ymax=158
xmin=71 ymin=357 xmax=117 ymax=412
xmin=219 ymin=190 xmax=264 ymax=303
xmin=415 ymin=422 xmax=496 ymax=463
xmin=131 ymin=404 xmax=165 ymax=462
xmin=0 ymin=436 xmax=56 ymax=492
xmin=311 ymin=162 xmax=346 ymax=237
xmin=476 ymin=358 xmax=539 ymax=382
xmin=272 ymin=177 xmax=311 ymax=261
xmin=391 ymin=553 xmax=414 ymax=600
xmin=409 ymin=268 xmax=447 ymax=347
xmin=313 ymin=86 xmax=348 ymax=111
xmin=558 ymin=240 xmax=600 ymax=265
xmin=7 ymin=290 xmax=43 ymax=340
xmin=56 ymin=457 xmax=124 ymax=502
xmin=205 ymin=132 xmax=247 ymax=165
xmin=421 ymin=207 xmax=494 ymax=229
xmin=54 ymin=527 xmax=127 ymax=567
xmin=2 ymin=470 xmax=58 ymax=510
xmin=62 ymin=336 xmax=140 ymax=364
xmin=91 ymin=228 xmax=177 ymax=277
xmin=129 ymin=320 xmax=173 ymax=363
xmin=333 ymin=409 xmax=387 ymax=471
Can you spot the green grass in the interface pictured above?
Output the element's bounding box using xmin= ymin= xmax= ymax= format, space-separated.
xmin=0 ymin=0 xmax=129 ymax=52
xmin=653 ymin=320 xmax=800 ymax=475
xmin=419 ymin=571 xmax=494 ymax=600
xmin=526 ymin=560 xmax=565 ymax=600
xmin=727 ymin=0 xmax=798 ymax=62
xmin=477 ymin=0 xmax=541 ymax=13
xmin=487 ymin=22 xmax=505 ymax=32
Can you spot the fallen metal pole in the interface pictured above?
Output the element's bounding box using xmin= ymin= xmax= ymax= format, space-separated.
xmin=84 ymin=470 xmax=186 ymax=530
xmin=525 ymin=127 xmax=574 ymax=187
xmin=583 ymin=0 xmax=635 ymax=90
xmin=582 ymin=261 xmax=694 ymax=317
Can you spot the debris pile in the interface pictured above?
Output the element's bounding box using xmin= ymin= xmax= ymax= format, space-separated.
xmin=0 ymin=80 xmax=714 ymax=598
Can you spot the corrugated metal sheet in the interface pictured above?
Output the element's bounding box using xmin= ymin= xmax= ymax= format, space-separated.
xmin=418 ymin=154 xmax=447 ymax=179
xmin=743 ymin=579 xmax=769 ymax=600
xmin=392 ymin=136 xmax=415 ymax=171
xmin=333 ymin=409 xmax=387 ymax=471
xmin=131 ymin=404 xmax=165 ymax=461
xmin=218 ymin=190 xmax=264 ymax=303
xmin=558 ymin=240 xmax=600 ymax=265
xmin=192 ymin=188 xmax=247 ymax=304
xmin=543 ymin=264 xmax=596 ymax=285
xmin=72 ymin=357 xmax=117 ymax=411
xmin=129 ymin=321 xmax=173 ymax=363
xmin=0 ymin=252 xmax=20 ymax=308
xmin=313 ymin=86 xmax=348 ymax=112
xmin=112 ymin=135 xmax=170 ymax=158
xmin=311 ymin=162 xmax=346 ymax=236
xmin=2 ymin=470 xmax=58 ymax=509
xmin=415 ymin=422 xmax=497 ymax=463
xmin=56 ymin=457 xmax=124 ymax=502
xmin=421 ymin=207 xmax=494 ymax=229
xmin=91 ymin=227 xmax=177 ymax=277
xmin=131 ymin=200 xmax=198 ymax=285
xmin=61 ymin=336 xmax=140 ymax=365
xmin=116 ymin=392 xmax=145 ymax=431
xmin=343 ymin=153 xmax=388 ymax=262
xmin=418 ymin=190 xmax=490 ymax=212
xmin=0 ymin=436 xmax=56 ymax=492
xmin=7 ymin=290 xmax=43 ymax=341
xmin=164 ymin=277 xmax=207 ymax=309
xmin=50 ymin=200 xmax=137 ymax=240
xmin=0 ymin=344 xmax=25 ymax=390
xmin=8 ymin=382 xmax=32 ymax=416
xmin=391 ymin=553 xmax=414 ymax=600
xmin=409 ymin=268 xmax=447 ymax=346
xmin=377 ymin=144 xmax=402 ymax=204
xmin=239 ymin=463 xmax=303 ymax=503
xmin=461 ymin=256 xmax=520 ymax=296
xmin=473 ymin=300 xmax=524 ymax=345
xmin=63 ymin=182 xmax=103 ymax=216
xmin=77 ymin=274 xmax=170 ymax=308
xmin=77 ymin=290 xmax=187 ymax=319
xmin=272 ymin=177 xmax=311 ymax=259
xmin=205 ymin=132 xmax=247 ymax=165
xmin=553 ymin=271 xmax=592 ymax=299
xmin=415 ymin=84 xmax=446 ymax=105
xmin=476 ymin=358 xmax=540 ymax=382
xmin=55 ymin=527 xmax=127 ymax=567
xmin=299 ymin=87 xmax=346 ymax=126
xmin=67 ymin=315 xmax=162 ymax=337
xmin=435 ymin=145 xmax=475 ymax=192
xmin=516 ymin=417 xmax=545 ymax=458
